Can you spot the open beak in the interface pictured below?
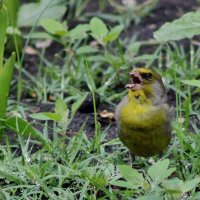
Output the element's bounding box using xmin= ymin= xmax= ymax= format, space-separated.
xmin=125 ymin=71 xmax=142 ymax=91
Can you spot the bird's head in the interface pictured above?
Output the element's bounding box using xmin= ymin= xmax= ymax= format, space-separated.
xmin=126 ymin=68 xmax=166 ymax=104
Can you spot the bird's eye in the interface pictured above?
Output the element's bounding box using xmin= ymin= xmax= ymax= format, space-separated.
xmin=141 ymin=73 xmax=152 ymax=80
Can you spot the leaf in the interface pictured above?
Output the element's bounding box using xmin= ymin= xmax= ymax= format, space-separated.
xmin=90 ymin=17 xmax=108 ymax=40
xmin=180 ymin=80 xmax=200 ymax=87
xmin=191 ymin=192 xmax=200 ymax=200
xmin=30 ymin=99 xmax=69 ymax=128
xmin=54 ymin=98 xmax=67 ymax=114
xmin=117 ymin=165 xmax=149 ymax=190
xmin=0 ymin=53 xmax=16 ymax=119
xmin=5 ymin=116 xmax=51 ymax=150
xmin=97 ymin=73 xmax=115 ymax=95
xmin=103 ymin=53 xmax=122 ymax=65
xmin=162 ymin=177 xmax=200 ymax=195
xmin=55 ymin=99 xmax=69 ymax=128
xmin=0 ymin=4 xmax=7 ymax=67
xmin=148 ymin=159 xmax=176 ymax=184
xmin=40 ymin=19 xmax=67 ymax=36
xmin=162 ymin=178 xmax=183 ymax=194
xmin=5 ymin=0 xmax=19 ymax=27
xmin=76 ymin=45 xmax=98 ymax=54
xmin=181 ymin=176 xmax=200 ymax=194
xmin=18 ymin=0 xmax=66 ymax=27
xmin=87 ymin=55 xmax=106 ymax=62
xmin=118 ymin=165 xmax=144 ymax=184
xmin=103 ymin=25 xmax=123 ymax=43
xmin=71 ymin=93 xmax=88 ymax=116
xmin=69 ymin=24 xmax=90 ymax=41
xmin=29 ymin=112 xmax=61 ymax=122
xmin=110 ymin=180 xmax=138 ymax=189
xmin=84 ymin=60 xmax=96 ymax=92
xmin=154 ymin=11 xmax=200 ymax=41
xmin=137 ymin=194 xmax=163 ymax=200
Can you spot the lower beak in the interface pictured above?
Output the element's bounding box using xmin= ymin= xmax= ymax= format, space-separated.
xmin=125 ymin=83 xmax=141 ymax=91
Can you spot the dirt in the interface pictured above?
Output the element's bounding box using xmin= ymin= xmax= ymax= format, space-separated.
xmin=8 ymin=0 xmax=200 ymax=140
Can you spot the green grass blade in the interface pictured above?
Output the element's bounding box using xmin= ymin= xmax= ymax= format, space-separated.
xmin=0 ymin=53 xmax=15 ymax=120
xmin=0 ymin=4 xmax=7 ymax=67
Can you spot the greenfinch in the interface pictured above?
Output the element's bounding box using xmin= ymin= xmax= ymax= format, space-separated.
xmin=116 ymin=68 xmax=172 ymax=157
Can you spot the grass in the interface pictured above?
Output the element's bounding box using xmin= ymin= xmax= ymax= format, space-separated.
xmin=1 ymin=43 xmax=200 ymax=199
xmin=1 ymin=1 xmax=200 ymax=199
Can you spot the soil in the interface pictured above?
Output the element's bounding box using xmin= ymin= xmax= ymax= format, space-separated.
xmin=9 ymin=0 xmax=200 ymax=141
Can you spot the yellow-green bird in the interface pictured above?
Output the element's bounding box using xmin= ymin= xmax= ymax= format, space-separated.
xmin=115 ymin=68 xmax=172 ymax=157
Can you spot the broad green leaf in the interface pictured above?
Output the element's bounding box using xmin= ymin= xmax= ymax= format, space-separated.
xmin=40 ymin=19 xmax=67 ymax=36
xmin=181 ymin=176 xmax=200 ymax=194
xmin=76 ymin=45 xmax=98 ymax=54
xmin=90 ymin=17 xmax=108 ymax=39
xmin=118 ymin=165 xmax=149 ymax=190
xmin=148 ymin=159 xmax=176 ymax=184
xmin=191 ymin=192 xmax=200 ymax=200
xmin=18 ymin=0 xmax=66 ymax=27
xmin=110 ymin=180 xmax=138 ymax=189
xmin=87 ymin=55 xmax=106 ymax=62
xmin=55 ymin=98 xmax=67 ymax=114
xmin=69 ymin=24 xmax=90 ymax=41
xmin=118 ymin=165 xmax=144 ymax=184
xmin=29 ymin=112 xmax=61 ymax=121
xmin=162 ymin=177 xmax=200 ymax=195
xmin=137 ymin=194 xmax=163 ymax=200
xmin=180 ymin=80 xmax=200 ymax=87
xmin=104 ymin=53 xmax=122 ymax=65
xmin=162 ymin=178 xmax=183 ymax=194
xmin=103 ymin=25 xmax=123 ymax=43
xmin=154 ymin=11 xmax=200 ymax=41
xmin=5 ymin=116 xmax=51 ymax=150
xmin=30 ymin=99 xmax=69 ymax=128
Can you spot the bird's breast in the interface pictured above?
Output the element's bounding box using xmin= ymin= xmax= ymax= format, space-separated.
xmin=118 ymin=101 xmax=171 ymax=156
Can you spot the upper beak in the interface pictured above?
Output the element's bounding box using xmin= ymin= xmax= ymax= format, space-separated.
xmin=129 ymin=71 xmax=140 ymax=78
xmin=125 ymin=71 xmax=142 ymax=90
xmin=128 ymin=71 xmax=142 ymax=84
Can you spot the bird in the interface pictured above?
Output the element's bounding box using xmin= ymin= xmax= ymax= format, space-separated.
xmin=115 ymin=67 xmax=172 ymax=157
